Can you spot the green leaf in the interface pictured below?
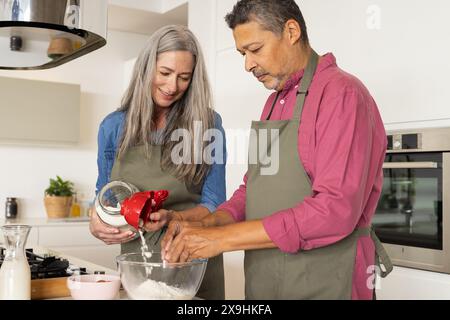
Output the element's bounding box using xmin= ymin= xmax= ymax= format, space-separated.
xmin=45 ymin=175 xmax=75 ymax=197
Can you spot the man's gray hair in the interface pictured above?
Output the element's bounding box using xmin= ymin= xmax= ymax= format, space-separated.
xmin=225 ymin=0 xmax=309 ymax=44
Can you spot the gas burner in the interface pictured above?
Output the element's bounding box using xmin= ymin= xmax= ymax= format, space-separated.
xmin=0 ymin=248 xmax=88 ymax=280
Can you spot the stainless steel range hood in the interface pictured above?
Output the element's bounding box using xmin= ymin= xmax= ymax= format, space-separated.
xmin=0 ymin=0 xmax=107 ymax=70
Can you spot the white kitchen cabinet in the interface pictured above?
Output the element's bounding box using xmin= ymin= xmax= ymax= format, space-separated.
xmin=377 ymin=266 xmax=450 ymax=300
xmin=0 ymin=76 xmax=80 ymax=145
xmin=38 ymin=225 xmax=104 ymax=247
xmin=298 ymin=0 xmax=450 ymax=125
xmin=37 ymin=224 xmax=120 ymax=270
xmin=48 ymin=245 xmax=120 ymax=271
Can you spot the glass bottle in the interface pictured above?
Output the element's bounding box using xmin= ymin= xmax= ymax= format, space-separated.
xmin=0 ymin=225 xmax=31 ymax=300
xmin=71 ymin=193 xmax=81 ymax=217
xmin=94 ymin=181 xmax=139 ymax=230
xmin=5 ymin=198 xmax=18 ymax=219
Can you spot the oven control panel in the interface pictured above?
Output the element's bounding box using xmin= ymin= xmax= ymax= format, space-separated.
xmin=387 ymin=133 xmax=421 ymax=151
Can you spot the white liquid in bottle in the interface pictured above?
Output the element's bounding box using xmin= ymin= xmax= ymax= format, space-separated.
xmin=0 ymin=224 xmax=32 ymax=300
xmin=0 ymin=259 xmax=31 ymax=300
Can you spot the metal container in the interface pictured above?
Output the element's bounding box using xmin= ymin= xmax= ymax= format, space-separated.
xmin=5 ymin=197 xmax=18 ymax=219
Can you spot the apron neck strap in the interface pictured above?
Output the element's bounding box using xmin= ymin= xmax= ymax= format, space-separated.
xmin=264 ymin=50 xmax=320 ymax=121
xmin=266 ymin=91 xmax=280 ymax=120
xmin=292 ymin=50 xmax=319 ymax=121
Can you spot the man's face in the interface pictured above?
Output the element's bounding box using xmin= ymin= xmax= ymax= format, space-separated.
xmin=233 ymin=20 xmax=292 ymax=91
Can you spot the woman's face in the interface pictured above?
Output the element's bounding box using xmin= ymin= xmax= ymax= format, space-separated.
xmin=151 ymin=50 xmax=195 ymax=109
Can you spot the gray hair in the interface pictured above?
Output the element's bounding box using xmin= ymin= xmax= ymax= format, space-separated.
xmin=225 ymin=0 xmax=309 ymax=44
xmin=117 ymin=25 xmax=214 ymax=187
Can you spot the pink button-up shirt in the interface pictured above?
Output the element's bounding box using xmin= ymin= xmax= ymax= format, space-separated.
xmin=218 ymin=53 xmax=387 ymax=300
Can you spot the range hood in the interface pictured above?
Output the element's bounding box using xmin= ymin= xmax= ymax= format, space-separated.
xmin=0 ymin=0 xmax=107 ymax=70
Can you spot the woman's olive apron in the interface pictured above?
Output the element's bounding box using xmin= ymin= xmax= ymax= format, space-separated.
xmin=111 ymin=144 xmax=225 ymax=300
xmin=245 ymin=51 xmax=393 ymax=299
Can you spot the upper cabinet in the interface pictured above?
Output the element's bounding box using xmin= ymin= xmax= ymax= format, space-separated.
xmin=0 ymin=76 xmax=80 ymax=144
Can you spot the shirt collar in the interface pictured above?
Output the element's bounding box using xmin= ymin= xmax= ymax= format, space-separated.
xmin=281 ymin=52 xmax=336 ymax=92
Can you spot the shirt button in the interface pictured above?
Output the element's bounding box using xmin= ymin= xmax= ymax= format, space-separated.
xmin=280 ymin=99 xmax=285 ymax=105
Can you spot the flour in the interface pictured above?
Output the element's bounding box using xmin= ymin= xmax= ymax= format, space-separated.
xmin=126 ymin=279 xmax=194 ymax=300
xmin=138 ymin=229 xmax=153 ymax=276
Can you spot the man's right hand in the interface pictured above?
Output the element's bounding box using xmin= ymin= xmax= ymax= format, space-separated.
xmin=161 ymin=220 xmax=202 ymax=260
xmin=89 ymin=208 xmax=136 ymax=245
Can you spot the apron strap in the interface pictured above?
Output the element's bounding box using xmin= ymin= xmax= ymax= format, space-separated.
xmin=370 ymin=229 xmax=394 ymax=278
xmin=266 ymin=91 xmax=281 ymax=120
xmin=292 ymin=50 xmax=320 ymax=121
xmin=265 ymin=50 xmax=320 ymax=122
xmin=355 ymin=227 xmax=394 ymax=278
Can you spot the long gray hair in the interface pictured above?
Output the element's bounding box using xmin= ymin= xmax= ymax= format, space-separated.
xmin=117 ymin=25 xmax=214 ymax=187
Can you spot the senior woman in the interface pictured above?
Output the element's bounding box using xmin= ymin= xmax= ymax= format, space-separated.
xmin=90 ymin=25 xmax=226 ymax=300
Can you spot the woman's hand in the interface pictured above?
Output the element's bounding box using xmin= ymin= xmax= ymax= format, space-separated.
xmin=143 ymin=209 xmax=182 ymax=232
xmin=89 ymin=208 xmax=136 ymax=245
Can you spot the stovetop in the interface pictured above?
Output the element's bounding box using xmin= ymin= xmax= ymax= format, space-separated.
xmin=0 ymin=248 xmax=88 ymax=280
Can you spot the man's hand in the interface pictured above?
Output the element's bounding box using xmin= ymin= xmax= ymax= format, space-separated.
xmin=162 ymin=222 xmax=224 ymax=263
xmin=160 ymin=220 xmax=189 ymax=259
xmin=161 ymin=218 xmax=277 ymax=262
xmin=89 ymin=208 xmax=136 ymax=245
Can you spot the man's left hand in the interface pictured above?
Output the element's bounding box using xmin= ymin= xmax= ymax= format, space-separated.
xmin=163 ymin=225 xmax=224 ymax=263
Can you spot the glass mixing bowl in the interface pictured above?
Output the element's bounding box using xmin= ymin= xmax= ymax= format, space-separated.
xmin=116 ymin=252 xmax=207 ymax=300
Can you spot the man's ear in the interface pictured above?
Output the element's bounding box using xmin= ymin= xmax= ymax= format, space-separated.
xmin=284 ymin=19 xmax=302 ymax=45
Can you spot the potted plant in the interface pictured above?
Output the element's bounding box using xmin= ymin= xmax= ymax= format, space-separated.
xmin=44 ymin=175 xmax=75 ymax=218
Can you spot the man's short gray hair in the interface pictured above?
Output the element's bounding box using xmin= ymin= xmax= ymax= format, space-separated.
xmin=225 ymin=0 xmax=309 ymax=44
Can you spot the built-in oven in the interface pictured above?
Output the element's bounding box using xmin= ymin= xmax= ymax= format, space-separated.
xmin=373 ymin=127 xmax=450 ymax=273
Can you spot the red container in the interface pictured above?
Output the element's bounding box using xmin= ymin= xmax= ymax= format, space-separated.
xmin=120 ymin=190 xmax=169 ymax=229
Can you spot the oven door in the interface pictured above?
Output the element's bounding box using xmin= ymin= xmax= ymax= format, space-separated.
xmin=373 ymin=152 xmax=450 ymax=273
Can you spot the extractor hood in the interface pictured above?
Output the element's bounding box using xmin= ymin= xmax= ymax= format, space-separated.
xmin=0 ymin=0 xmax=107 ymax=70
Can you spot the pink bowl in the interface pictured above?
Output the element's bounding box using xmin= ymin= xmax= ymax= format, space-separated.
xmin=67 ymin=274 xmax=121 ymax=300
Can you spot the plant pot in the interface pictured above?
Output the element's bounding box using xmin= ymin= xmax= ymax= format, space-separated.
xmin=44 ymin=195 xmax=73 ymax=218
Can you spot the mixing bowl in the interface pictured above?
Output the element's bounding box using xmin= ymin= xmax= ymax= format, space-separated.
xmin=66 ymin=274 xmax=121 ymax=300
xmin=116 ymin=252 xmax=207 ymax=300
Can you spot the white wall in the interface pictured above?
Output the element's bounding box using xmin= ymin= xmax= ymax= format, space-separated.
xmin=0 ymin=30 xmax=149 ymax=217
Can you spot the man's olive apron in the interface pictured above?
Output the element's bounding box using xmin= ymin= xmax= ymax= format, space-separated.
xmin=245 ymin=51 xmax=393 ymax=300
xmin=111 ymin=144 xmax=225 ymax=300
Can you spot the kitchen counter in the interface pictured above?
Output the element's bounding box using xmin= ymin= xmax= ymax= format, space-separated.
xmin=0 ymin=216 xmax=90 ymax=227
xmin=29 ymin=246 xmax=125 ymax=300
xmin=33 ymin=246 xmax=117 ymax=275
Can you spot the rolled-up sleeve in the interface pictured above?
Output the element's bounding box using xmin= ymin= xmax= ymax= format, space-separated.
xmin=262 ymin=89 xmax=375 ymax=253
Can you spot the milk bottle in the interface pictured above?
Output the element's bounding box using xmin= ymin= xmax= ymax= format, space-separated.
xmin=0 ymin=225 xmax=31 ymax=300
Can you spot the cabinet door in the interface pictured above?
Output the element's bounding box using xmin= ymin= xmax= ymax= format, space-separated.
xmin=0 ymin=76 xmax=80 ymax=144
xmin=38 ymin=225 xmax=103 ymax=247
xmin=48 ymin=245 xmax=121 ymax=270
xmin=376 ymin=266 xmax=450 ymax=299
xmin=38 ymin=224 xmax=120 ymax=270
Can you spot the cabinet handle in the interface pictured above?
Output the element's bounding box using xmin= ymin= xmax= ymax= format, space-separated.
xmin=382 ymin=162 xmax=438 ymax=169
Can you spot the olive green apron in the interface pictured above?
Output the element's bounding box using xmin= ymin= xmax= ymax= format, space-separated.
xmin=245 ymin=50 xmax=393 ymax=300
xmin=111 ymin=144 xmax=225 ymax=300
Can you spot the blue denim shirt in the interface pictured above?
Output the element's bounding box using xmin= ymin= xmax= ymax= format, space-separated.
xmin=96 ymin=111 xmax=227 ymax=213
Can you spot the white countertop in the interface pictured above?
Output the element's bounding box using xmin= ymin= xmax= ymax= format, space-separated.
xmin=30 ymin=246 xmax=125 ymax=300
xmin=0 ymin=216 xmax=90 ymax=227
